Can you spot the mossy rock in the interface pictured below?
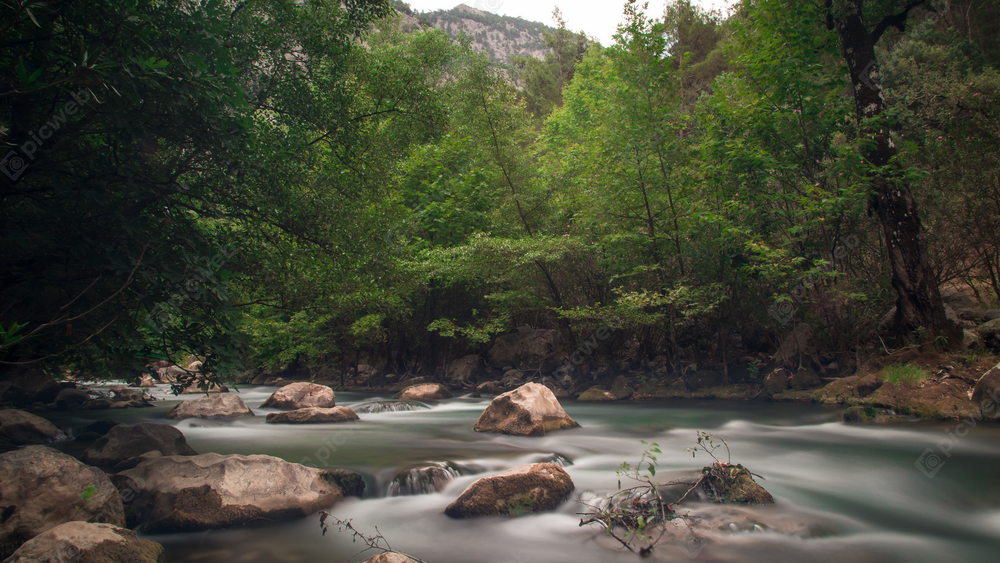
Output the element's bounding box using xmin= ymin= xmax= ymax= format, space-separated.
xmin=700 ymin=464 xmax=773 ymax=505
xmin=576 ymin=387 xmax=616 ymax=402
xmin=811 ymin=375 xmax=861 ymax=405
xmin=843 ymin=406 xmax=874 ymax=422
xmin=771 ymin=389 xmax=815 ymax=402
xmin=609 ymin=376 xmax=634 ymax=400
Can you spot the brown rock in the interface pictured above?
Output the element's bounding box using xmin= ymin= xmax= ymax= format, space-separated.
xmin=2 ymin=521 xmax=164 ymax=563
xmin=763 ymin=370 xmax=790 ymax=396
xmin=261 ymin=382 xmax=336 ymax=410
xmin=444 ymin=462 xmax=574 ymax=518
xmin=0 ymin=446 xmax=125 ymax=559
xmin=394 ymin=383 xmax=452 ymax=401
xmin=0 ymin=409 xmax=67 ymax=445
xmin=972 ymin=364 xmax=1000 ymax=421
xmin=445 ymin=354 xmax=484 ymax=385
xmin=165 ymin=394 xmax=253 ymax=421
xmin=362 ymin=554 xmax=420 ymax=563
xmin=788 ymin=368 xmax=822 ymax=391
xmin=265 ymin=407 xmax=359 ymax=424
xmin=856 ymin=373 xmax=883 ymax=397
xmin=81 ymin=423 xmax=197 ymax=472
xmin=474 ymin=383 xmax=580 ymax=436
xmin=113 ymin=453 xmax=343 ymax=533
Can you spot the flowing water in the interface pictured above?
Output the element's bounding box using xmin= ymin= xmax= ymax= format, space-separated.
xmin=49 ymin=384 xmax=1000 ymax=562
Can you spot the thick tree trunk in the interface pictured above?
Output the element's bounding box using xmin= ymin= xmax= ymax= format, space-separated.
xmin=833 ymin=0 xmax=958 ymax=346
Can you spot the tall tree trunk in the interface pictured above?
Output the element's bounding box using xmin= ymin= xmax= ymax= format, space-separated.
xmin=832 ymin=0 xmax=958 ymax=346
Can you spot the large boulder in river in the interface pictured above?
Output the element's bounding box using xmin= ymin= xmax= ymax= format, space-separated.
xmin=165 ymin=394 xmax=253 ymax=421
xmin=486 ymin=327 xmax=566 ymax=372
xmin=2 ymin=521 xmax=164 ymax=563
xmin=444 ymin=462 xmax=574 ymax=518
xmin=265 ymin=407 xmax=359 ymax=424
xmin=474 ymin=383 xmax=579 ymax=437
xmin=113 ymin=453 xmax=344 ymax=533
xmin=261 ymin=382 xmax=335 ymax=410
xmin=81 ymin=423 xmax=197 ymax=472
xmin=0 ymin=409 xmax=67 ymax=445
xmin=394 ymin=383 xmax=452 ymax=401
xmin=0 ymin=446 xmax=125 ymax=559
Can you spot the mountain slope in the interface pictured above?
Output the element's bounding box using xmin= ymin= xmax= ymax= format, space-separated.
xmin=397 ymin=2 xmax=554 ymax=64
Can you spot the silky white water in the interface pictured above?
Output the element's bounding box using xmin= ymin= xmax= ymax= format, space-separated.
xmin=48 ymin=385 xmax=1000 ymax=562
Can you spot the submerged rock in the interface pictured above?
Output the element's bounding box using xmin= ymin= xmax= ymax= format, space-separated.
xmin=444 ymin=462 xmax=574 ymax=518
xmin=265 ymin=406 xmax=359 ymax=424
xmin=261 ymin=382 xmax=336 ymax=410
xmin=2 ymin=521 xmax=164 ymax=563
xmin=166 ymin=394 xmax=253 ymax=421
xmin=0 ymin=409 xmax=67 ymax=445
xmin=394 ymin=383 xmax=452 ymax=401
xmin=0 ymin=446 xmax=125 ymax=559
xmin=474 ymin=383 xmax=580 ymax=437
xmin=388 ymin=462 xmax=461 ymax=496
xmin=113 ymin=453 xmax=345 ymax=533
xmin=81 ymin=423 xmax=197 ymax=472
xmin=353 ymin=400 xmax=428 ymax=414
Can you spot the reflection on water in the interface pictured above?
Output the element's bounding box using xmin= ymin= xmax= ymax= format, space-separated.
xmin=45 ymin=384 xmax=1000 ymax=562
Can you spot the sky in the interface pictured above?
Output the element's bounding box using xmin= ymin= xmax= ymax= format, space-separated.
xmin=404 ymin=0 xmax=733 ymax=47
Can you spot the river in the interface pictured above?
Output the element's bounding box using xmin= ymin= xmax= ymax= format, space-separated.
xmin=48 ymin=384 xmax=1000 ymax=562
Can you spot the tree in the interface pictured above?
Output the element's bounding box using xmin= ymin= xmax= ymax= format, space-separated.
xmin=827 ymin=0 xmax=959 ymax=344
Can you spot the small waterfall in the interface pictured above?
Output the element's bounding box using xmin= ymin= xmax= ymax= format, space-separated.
xmin=528 ymin=453 xmax=574 ymax=467
xmin=353 ymin=400 xmax=429 ymax=414
xmin=387 ymin=462 xmax=462 ymax=496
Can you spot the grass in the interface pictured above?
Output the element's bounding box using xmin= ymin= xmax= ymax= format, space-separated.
xmin=881 ymin=364 xmax=929 ymax=386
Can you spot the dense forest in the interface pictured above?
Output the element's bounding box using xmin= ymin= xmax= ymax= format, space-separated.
xmin=5 ymin=2 xmax=1000 ymax=563
xmin=2 ymin=0 xmax=1000 ymax=391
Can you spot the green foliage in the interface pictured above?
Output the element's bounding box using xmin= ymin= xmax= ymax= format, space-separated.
xmin=881 ymin=364 xmax=928 ymax=387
